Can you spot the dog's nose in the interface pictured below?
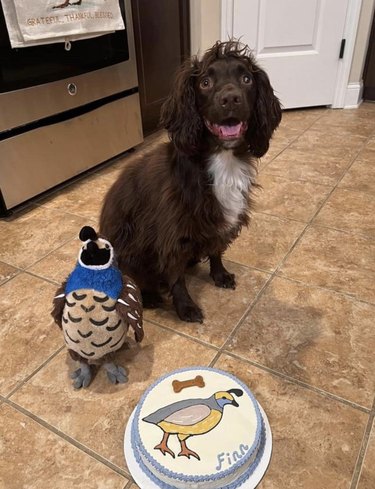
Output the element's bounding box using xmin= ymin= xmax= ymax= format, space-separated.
xmin=219 ymin=88 xmax=242 ymax=108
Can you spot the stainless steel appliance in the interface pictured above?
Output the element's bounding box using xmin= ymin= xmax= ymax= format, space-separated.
xmin=0 ymin=0 xmax=143 ymax=216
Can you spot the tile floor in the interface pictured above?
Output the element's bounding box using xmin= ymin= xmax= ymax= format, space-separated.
xmin=0 ymin=103 xmax=374 ymax=489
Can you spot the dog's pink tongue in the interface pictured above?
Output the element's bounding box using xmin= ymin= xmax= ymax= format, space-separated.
xmin=219 ymin=123 xmax=242 ymax=137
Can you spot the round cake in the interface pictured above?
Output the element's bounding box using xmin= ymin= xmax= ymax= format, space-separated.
xmin=130 ymin=367 xmax=266 ymax=489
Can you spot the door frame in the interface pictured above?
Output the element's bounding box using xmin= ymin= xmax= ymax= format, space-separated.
xmin=220 ymin=0 xmax=363 ymax=108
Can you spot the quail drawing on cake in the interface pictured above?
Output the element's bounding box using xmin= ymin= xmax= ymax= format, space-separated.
xmin=142 ymin=389 xmax=243 ymax=460
xmin=51 ymin=226 xmax=144 ymax=389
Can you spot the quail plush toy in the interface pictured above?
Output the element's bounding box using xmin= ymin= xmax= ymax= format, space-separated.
xmin=51 ymin=226 xmax=144 ymax=389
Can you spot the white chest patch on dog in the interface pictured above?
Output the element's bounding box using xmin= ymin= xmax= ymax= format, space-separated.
xmin=208 ymin=150 xmax=253 ymax=227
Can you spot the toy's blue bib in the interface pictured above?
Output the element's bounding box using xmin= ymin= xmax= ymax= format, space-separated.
xmin=65 ymin=264 xmax=123 ymax=300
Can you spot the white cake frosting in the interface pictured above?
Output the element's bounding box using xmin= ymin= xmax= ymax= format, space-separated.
xmin=131 ymin=367 xmax=265 ymax=489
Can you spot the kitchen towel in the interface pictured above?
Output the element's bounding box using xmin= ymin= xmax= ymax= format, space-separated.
xmin=1 ymin=0 xmax=125 ymax=48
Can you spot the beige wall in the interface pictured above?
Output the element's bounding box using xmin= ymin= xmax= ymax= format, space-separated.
xmin=190 ymin=0 xmax=374 ymax=85
xmin=349 ymin=0 xmax=375 ymax=83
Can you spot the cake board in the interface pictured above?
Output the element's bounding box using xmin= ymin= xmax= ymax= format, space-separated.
xmin=124 ymin=402 xmax=272 ymax=489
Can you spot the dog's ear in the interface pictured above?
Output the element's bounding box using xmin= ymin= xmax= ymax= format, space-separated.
xmin=247 ymin=67 xmax=282 ymax=158
xmin=160 ymin=58 xmax=203 ymax=155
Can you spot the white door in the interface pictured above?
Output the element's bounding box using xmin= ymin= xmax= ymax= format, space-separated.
xmin=228 ymin=0 xmax=350 ymax=108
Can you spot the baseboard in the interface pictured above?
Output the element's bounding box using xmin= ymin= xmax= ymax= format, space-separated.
xmin=344 ymin=81 xmax=363 ymax=108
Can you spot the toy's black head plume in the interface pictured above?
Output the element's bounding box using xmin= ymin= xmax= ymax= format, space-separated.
xmin=79 ymin=226 xmax=98 ymax=242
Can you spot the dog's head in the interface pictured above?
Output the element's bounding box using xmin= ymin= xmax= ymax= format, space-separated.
xmin=160 ymin=40 xmax=282 ymax=157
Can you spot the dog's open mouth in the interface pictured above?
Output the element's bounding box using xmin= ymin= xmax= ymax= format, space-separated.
xmin=205 ymin=118 xmax=248 ymax=140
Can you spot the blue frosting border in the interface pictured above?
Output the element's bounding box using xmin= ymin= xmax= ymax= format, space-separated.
xmin=133 ymin=366 xmax=263 ymax=484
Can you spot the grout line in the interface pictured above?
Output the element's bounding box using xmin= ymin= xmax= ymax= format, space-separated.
xmin=259 ymin=109 xmax=329 ymax=172
xmin=258 ymin=170 xmax=336 ymax=189
xmin=0 ymin=267 xmax=23 ymax=288
xmin=0 ymin=262 xmax=68 ymax=289
xmin=207 ymin=125 xmax=375 ymax=410
xmin=221 ymin=273 xmax=275 ymax=351
xmin=208 ymin=351 xmax=223 ymax=368
xmin=336 ymin=184 xmax=375 ymax=199
xmin=25 ymin=270 xmax=63 ymax=287
xmin=214 ymin=350 xmax=372 ymax=414
xmin=257 ymin=147 xmax=285 ymax=170
xmin=303 ymin=222 xmax=375 ymax=242
xmin=6 ymin=346 xmax=65 ymax=399
xmin=0 ymin=259 xmax=23 ymax=270
xmin=3 ymin=398 xmax=131 ymax=480
xmin=349 ymin=401 xmax=375 ymax=489
xmin=230 ymin=116 xmax=373 ymax=342
xmin=273 ymin=273 xmax=375 ymax=308
xmin=233 ymin=250 xmax=375 ymax=309
xmin=267 ymin=131 xmax=374 ymax=280
xmin=33 ymin=200 xmax=98 ymax=224
xmin=144 ymin=317 xmax=221 ymax=352
xmin=261 ymin=164 xmax=375 ymax=196
xmin=124 ymin=480 xmax=135 ymax=489
xmin=223 ymin=257 xmax=275 ymax=276
xmin=256 ymin=132 xmax=372 ymax=286
xmin=260 ymin=118 xmax=374 ymax=194
xmin=24 ymin=234 xmax=77 ymax=272
xmin=206 ymin=127 xmax=375 ymax=410
xmin=252 ymin=208 xmax=308 ymax=224
xmin=226 ymin=252 xmax=375 ymax=309
xmin=144 ymin=262 xmax=273 ymax=357
xmin=0 ymin=232 xmax=78 ymax=285
xmin=222 ymin=254 xmax=374 ymax=309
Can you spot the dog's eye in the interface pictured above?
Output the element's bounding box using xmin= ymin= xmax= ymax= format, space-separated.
xmin=242 ymin=75 xmax=252 ymax=84
xmin=200 ymin=77 xmax=212 ymax=89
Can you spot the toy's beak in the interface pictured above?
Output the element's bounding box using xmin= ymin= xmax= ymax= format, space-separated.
xmin=87 ymin=241 xmax=99 ymax=256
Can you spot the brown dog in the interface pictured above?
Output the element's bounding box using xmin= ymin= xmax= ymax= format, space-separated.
xmin=100 ymin=41 xmax=281 ymax=323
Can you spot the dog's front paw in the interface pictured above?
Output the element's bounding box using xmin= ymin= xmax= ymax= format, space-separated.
xmin=211 ymin=271 xmax=236 ymax=289
xmin=176 ymin=302 xmax=204 ymax=323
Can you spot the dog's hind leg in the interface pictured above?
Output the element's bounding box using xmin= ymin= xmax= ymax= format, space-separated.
xmin=171 ymin=276 xmax=204 ymax=323
xmin=209 ymin=254 xmax=236 ymax=289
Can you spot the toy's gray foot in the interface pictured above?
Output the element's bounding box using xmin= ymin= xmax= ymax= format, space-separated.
xmin=103 ymin=363 xmax=128 ymax=384
xmin=70 ymin=362 xmax=92 ymax=389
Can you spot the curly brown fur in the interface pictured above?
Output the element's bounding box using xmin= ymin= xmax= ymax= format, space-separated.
xmin=100 ymin=40 xmax=281 ymax=322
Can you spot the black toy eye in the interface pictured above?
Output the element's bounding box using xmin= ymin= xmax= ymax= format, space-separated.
xmin=242 ymin=74 xmax=252 ymax=84
xmin=200 ymin=77 xmax=212 ymax=89
xmin=105 ymin=244 xmax=110 ymax=249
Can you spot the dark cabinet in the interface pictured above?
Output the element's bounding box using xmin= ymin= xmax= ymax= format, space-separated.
xmin=131 ymin=0 xmax=190 ymax=134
